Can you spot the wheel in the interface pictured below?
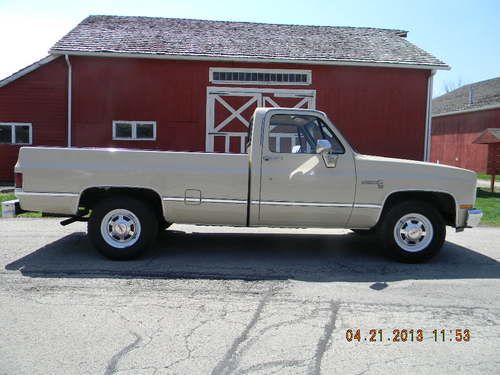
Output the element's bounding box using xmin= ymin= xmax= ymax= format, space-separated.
xmin=378 ymin=201 xmax=445 ymax=263
xmin=88 ymin=196 xmax=158 ymax=260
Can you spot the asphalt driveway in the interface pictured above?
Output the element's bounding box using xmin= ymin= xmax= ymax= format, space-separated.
xmin=0 ymin=219 xmax=499 ymax=374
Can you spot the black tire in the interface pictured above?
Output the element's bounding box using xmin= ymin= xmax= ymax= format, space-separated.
xmin=378 ymin=200 xmax=445 ymax=263
xmin=88 ymin=196 xmax=158 ymax=260
xmin=158 ymin=221 xmax=172 ymax=231
xmin=157 ymin=221 xmax=173 ymax=238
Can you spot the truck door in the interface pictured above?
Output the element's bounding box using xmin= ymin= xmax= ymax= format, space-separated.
xmin=258 ymin=111 xmax=356 ymax=227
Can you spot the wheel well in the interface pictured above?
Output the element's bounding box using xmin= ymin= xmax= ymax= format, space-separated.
xmin=380 ymin=191 xmax=456 ymax=226
xmin=79 ymin=187 xmax=166 ymax=225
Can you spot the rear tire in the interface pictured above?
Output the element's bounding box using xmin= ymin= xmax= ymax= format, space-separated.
xmin=378 ymin=201 xmax=445 ymax=263
xmin=88 ymin=196 xmax=158 ymax=260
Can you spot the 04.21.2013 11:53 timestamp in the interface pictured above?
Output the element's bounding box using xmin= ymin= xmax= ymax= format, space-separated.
xmin=345 ymin=329 xmax=471 ymax=343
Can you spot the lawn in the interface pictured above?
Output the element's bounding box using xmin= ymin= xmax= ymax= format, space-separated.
xmin=0 ymin=193 xmax=41 ymax=218
xmin=475 ymin=187 xmax=500 ymax=226
xmin=477 ymin=172 xmax=493 ymax=181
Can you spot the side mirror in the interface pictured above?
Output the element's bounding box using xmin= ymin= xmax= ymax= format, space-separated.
xmin=316 ymin=139 xmax=332 ymax=154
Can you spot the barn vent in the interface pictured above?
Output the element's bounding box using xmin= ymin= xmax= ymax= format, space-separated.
xmin=468 ymin=86 xmax=474 ymax=105
xmin=209 ymin=68 xmax=311 ymax=86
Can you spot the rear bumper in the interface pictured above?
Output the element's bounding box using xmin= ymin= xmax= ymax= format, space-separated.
xmin=466 ymin=208 xmax=483 ymax=228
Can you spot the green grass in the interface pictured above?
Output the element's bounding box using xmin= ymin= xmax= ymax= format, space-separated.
xmin=476 ymin=188 xmax=500 ymax=226
xmin=477 ymin=172 xmax=493 ymax=181
xmin=0 ymin=193 xmax=41 ymax=218
xmin=0 ymin=193 xmax=15 ymax=204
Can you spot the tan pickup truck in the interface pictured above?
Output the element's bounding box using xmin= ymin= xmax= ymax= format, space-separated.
xmin=15 ymin=108 xmax=482 ymax=262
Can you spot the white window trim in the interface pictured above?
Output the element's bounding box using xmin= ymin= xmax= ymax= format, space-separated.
xmin=112 ymin=121 xmax=157 ymax=141
xmin=209 ymin=67 xmax=312 ymax=86
xmin=0 ymin=122 xmax=32 ymax=145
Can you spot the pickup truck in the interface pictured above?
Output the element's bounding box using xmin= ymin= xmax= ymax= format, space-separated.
xmin=14 ymin=107 xmax=482 ymax=262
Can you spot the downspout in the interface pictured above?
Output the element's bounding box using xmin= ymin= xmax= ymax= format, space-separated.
xmin=423 ymin=70 xmax=436 ymax=161
xmin=65 ymin=55 xmax=72 ymax=147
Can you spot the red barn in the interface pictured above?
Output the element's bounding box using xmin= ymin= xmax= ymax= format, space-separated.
xmin=431 ymin=77 xmax=500 ymax=171
xmin=0 ymin=15 xmax=448 ymax=181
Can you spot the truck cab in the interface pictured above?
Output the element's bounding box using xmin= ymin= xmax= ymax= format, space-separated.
xmin=247 ymin=108 xmax=356 ymax=228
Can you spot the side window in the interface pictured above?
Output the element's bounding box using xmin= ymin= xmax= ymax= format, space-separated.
xmin=0 ymin=123 xmax=32 ymax=145
xmin=268 ymin=123 xmax=310 ymax=153
xmin=268 ymin=114 xmax=344 ymax=154
xmin=112 ymin=121 xmax=156 ymax=140
xmin=305 ymin=119 xmax=345 ymax=154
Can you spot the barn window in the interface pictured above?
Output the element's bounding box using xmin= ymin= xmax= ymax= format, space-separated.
xmin=210 ymin=68 xmax=311 ymax=85
xmin=112 ymin=121 xmax=156 ymax=140
xmin=0 ymin=123 xmax=32 ymax=145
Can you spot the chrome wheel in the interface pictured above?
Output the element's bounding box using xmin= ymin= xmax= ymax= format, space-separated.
xmin=100 ymin=209 xmax=141 ymax=248
xmin=393 ymin=213 xmax=433 ymax=253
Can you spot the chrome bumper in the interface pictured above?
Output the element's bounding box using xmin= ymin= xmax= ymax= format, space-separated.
xmin=466 ymin=209 xmax=483 ymax=227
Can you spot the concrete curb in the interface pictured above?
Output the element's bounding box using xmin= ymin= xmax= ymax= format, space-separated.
xmin=0 ymin=187 xmax=14 ymax=194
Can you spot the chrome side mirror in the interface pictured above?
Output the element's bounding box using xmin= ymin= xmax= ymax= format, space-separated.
xmin=316 ymin=139 xmax=338 ymax=168
xmin=316 ymin=139 xmax=332 ymax=154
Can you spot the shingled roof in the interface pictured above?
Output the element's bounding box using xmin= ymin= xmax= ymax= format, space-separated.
xmin=49 ymin=15 xmax=448 ymax=69
xmin=473 ymin=128 xmax=500 ymax=144
xmin=433 ymin=77 xmax=500 ymax=116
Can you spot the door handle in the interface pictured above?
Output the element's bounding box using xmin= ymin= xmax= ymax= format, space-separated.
xmin=263 ymin=155 xmax=283 ymax=161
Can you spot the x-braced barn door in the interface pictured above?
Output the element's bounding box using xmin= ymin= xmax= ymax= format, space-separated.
xmin=206 ymin=87 xmax=316 ymax=153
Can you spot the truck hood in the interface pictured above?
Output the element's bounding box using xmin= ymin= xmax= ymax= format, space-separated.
xmin=354 ymin=153 xmax=477 ymax=207
xmin=356 ymin=154 xmax=476 ymax=180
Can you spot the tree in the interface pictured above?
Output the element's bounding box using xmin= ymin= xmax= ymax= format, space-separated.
xmin=443 ymin=78 xmax=463 ymax=93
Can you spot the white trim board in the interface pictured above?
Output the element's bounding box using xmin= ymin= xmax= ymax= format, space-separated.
xmin=432 ymin=103 xmax=500 ymax=118
xmin=423 ymin=70 xmax=435 ymax=161
xmin=209 ymin=67 xmax=312 ymax=85
xmin=0 ymin=55 xmax=60 ymax=88
xmin=50 ymin=50 xmax=450 ymax=71
xmin=207 ymin=87 xmax=316 ymax=96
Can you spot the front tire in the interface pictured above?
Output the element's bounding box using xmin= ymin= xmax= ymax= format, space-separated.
xmin=88 ymin=196 xmax=158 ymax=260
xmin=379 ymin=201 xmax=445 ymax=263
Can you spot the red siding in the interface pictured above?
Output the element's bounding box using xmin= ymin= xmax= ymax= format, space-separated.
xmin=71 ymin=56 xmax=429 ymax=160
xmin=0 ymin=55 xmax=431 ymax=180
xmin=0 ymin=57 xmax=67 ymax=180
xmin=431 ymin=108 xmax=500 ymax=171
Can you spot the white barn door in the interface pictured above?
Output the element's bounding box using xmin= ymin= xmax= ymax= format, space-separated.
xmin=206 ymin=87 xmax=316 ymax=153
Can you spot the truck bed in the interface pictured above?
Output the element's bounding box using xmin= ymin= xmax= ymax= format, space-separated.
xmin=16 ymin=147 xmax=249 ymax=225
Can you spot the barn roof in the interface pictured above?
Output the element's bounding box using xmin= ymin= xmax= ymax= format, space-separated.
xmin=49 ymin=15 xmax=448 ymax=70
xmin=433 ymin=77 xmax=500 ymax=116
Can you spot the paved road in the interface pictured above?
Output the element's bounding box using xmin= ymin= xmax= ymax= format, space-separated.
xmin=0 ymin=218 xmax=499 ymax=375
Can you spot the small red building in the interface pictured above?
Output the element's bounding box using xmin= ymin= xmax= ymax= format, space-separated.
xmin=0 ymin=15 xmax=448 ymax=181
xmin=431 ymin=77 xmax=500 ymax=171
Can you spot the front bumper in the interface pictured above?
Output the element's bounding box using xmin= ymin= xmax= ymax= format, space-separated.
xmin=466 ymin=208 xmax=483 ymax=227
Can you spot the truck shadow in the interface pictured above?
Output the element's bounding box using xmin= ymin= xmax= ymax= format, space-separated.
xmin=5 ymin=229 xmax=500 ymax=282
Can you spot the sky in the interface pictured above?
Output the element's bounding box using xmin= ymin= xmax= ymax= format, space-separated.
xmin=0 ymin=0 xmax=498 ymax=97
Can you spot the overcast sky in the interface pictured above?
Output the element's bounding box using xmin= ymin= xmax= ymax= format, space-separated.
xmin=0 ymin=0 xmax=498 ymax=97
